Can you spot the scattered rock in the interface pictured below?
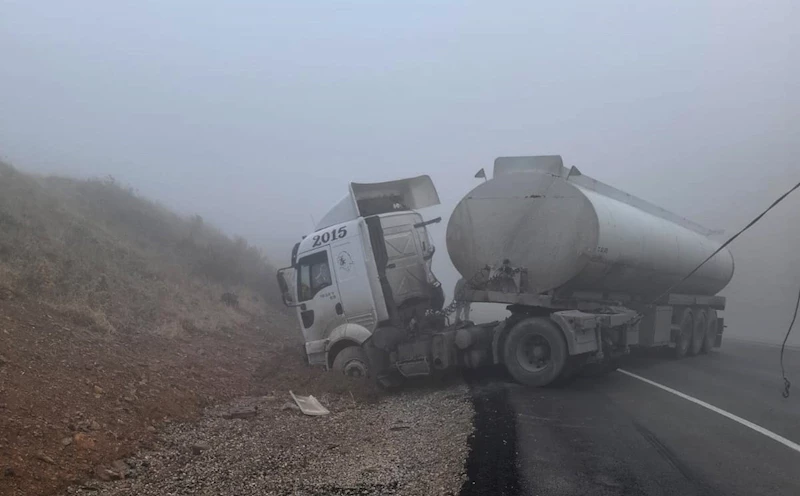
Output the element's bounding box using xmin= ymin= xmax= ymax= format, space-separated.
xmin=35 ymin=451 xmax=56 ymax=465
xmin=93 ymin=385 xmax=104 ymax=395
xmin=61 ymin=436 xmax=73 ymax=447
xmin=0 ymin=354 xmax=7 ymax=367
xmin=191 ymin=441 xmax=210 ymax=455
xmin=146 ymin=425 xmax=156 ymax=433
xmin=110 ymin=460 xmax=129 ymax=478
xmin=3 ymin=466 xmax=15 ymax=477
xmin=222 ymin=405 xmax=258 ymax=419
xmin=89 ymin=420 xmax=102 ymax=431
xmin=280 ymin=402 xmax=300 ymax=412
xmin=73 ymin=432 xmax=96 ymax=450
xmin=93 ymin=466 xmax=115 ymax=482
xmin=63 ymin=386 xmax=472 ymax=496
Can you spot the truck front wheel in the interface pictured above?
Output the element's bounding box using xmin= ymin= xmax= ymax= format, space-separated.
xmin=332 ymin=346 xmax=370 ymax=378
xmin=503 ymin=318 xmax=567 ymax=387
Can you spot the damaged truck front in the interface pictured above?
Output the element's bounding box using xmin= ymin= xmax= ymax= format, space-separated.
xmin=276 ymin=176 xmax=447 ymax=384
xmin=278 ymin=155 xmax=734 ymax=388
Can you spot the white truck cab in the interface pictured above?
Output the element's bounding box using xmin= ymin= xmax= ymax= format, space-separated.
xmin=277 ymin=176 xmax=442 ymax=375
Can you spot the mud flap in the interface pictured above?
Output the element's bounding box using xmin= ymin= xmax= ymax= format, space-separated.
xmin=715 ymin=318 xmax=724 ymax=347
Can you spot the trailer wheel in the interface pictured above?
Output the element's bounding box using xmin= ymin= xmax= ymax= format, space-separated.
xmin=674 ymin=308 xmax=693 ymax=359
xmin=690 ymin=309 xmax=707 ymax=356
xmin=702 ymin=309 xmax=718 ymax=354
xmin=332 ymin=346 xmax=370 ymax=378
xmin=503 ymin=318 xmax=567 ymax=387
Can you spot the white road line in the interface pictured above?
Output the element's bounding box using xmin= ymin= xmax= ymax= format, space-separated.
xmin=617 ymin=368 xmax=800 ymax=454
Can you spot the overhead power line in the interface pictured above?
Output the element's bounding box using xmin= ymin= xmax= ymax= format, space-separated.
xmin=650 ymin=181 xmax=800 ymax=305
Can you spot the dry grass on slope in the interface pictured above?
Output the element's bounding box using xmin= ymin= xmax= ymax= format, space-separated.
xmin=0 ymin=160 xmax=288 ymax=337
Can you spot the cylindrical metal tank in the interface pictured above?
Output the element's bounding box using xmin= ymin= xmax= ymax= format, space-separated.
xmin=446 ymin=158 xmax=734 ymax=298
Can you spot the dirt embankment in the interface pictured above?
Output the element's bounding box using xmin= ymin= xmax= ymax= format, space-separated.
xmin=1 ymin=297 xmax=298 ymax=495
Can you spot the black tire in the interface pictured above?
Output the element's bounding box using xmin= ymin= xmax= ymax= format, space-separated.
xmin=503 ymin=318 xmax=567 ymax=387
xmin=690 ymin=309 xmax=707 ymax=356
xmin=702 ymin=309 xmax=718 ymax=354
xmin=551 ymin=355 xmax=588 ymax=386
xmin=674 ymin=308 xmax=693 ymax=359
xmin=332 ymin=346 xmax=370 ymax=378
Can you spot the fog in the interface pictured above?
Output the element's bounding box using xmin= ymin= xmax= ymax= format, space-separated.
xmin=1 ymin=1 xmax=798 ymax=344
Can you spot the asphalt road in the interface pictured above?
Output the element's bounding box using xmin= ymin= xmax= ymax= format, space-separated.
xmin=461 ymin=339 xmax=800 ymax=496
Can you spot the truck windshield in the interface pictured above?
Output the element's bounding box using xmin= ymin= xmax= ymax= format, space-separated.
xmin=297 ymin=251 xmax=332 ymax=302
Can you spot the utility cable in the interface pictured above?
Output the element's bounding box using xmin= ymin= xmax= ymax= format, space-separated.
xmin=780 ymin=285 xmax=800 ymax=398
xmin=650 ymin=181 xmax=799 ymax=305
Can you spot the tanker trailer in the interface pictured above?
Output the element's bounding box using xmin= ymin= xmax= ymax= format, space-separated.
xmin=446 ymin=156 xmax=734 ymax=386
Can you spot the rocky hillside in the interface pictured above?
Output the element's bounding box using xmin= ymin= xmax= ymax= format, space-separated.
xmin=0 ymin=161 xmax=335 ymax=495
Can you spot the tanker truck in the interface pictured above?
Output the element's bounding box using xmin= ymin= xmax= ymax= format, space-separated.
xmin=276 ymin=156 xmax=734 ymax=387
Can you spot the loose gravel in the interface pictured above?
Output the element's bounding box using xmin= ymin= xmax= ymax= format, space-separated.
xmin=66 ymin=384 xmax=473 ymax=496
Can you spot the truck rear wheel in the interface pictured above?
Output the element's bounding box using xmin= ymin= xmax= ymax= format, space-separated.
xmin=690 ymin=309 xmax=707 ymax=356
xmin=674 ymin=308 xmax=693 ymax=359
xmin=702 ymin=309 xmax=718 ymax=353
xmin=503 ymin=318 xmax=567 ymax=387
xmin=332 ymin=346 xmax=370 ymax=378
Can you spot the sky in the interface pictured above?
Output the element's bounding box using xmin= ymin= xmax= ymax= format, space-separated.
xmin=1 ymin=0 xmax=798 ymax=343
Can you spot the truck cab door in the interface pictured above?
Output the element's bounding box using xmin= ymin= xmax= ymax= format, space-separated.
xmin=330 ymin=233 xmax=378 ymax=330
xmin=295 ymin=248 xmax=344 ymax=344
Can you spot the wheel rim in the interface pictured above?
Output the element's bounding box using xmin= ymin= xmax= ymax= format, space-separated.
xmin=342 ymin=359 xmax=368 ymax=378
xmin=516 ymin=334 xmax=552 ymax=373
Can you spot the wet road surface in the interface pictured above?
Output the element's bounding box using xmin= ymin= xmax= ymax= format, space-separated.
xmin=462 ymin=339 xmax=800 ymax=495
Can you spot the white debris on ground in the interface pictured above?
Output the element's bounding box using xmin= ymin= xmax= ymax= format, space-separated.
xmin=66 ymin=384 xmax=473 ymax=496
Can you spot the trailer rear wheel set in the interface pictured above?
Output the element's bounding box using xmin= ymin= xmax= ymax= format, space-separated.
xmin=672 ymin=306 xmax=720 ymax=360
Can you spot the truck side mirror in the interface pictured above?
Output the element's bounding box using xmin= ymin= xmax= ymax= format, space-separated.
xmin=276 ymin=269 xmax=298 ymax=307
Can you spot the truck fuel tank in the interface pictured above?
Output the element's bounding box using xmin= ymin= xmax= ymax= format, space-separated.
xmin=446 ymin=156 xmax=734 ymax=298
